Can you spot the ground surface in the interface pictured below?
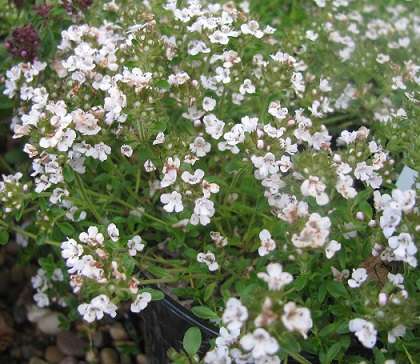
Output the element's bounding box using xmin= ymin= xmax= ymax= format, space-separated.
xmin=0 ymin=240 xmax=149 ymax=364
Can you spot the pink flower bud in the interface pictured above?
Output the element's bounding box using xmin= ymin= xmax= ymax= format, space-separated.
xmin=368 ymin=220 xmax=376 ymax=227
xmin=356 ymin=212 xmax=364 ymax=220
xmin=257 ymin=140 xmax=264 ymax=149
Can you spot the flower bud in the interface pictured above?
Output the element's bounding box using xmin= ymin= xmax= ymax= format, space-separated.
xmin=257 ymin=140 xmax=264 ymax=149
xmin=368 ymin=220 xmax=376 ymax=227
xmin=378 ymin=293 xmax=387 ymax=306
xmin=356 ymin=212 xmax=364 ymax=220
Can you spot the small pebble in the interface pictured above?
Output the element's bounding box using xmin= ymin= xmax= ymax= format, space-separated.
xmin=100 ymin=347 xmax=119 ymax=364
xmin=45 ymin=345 xmax=65 ymax=364
xmin=56 ymin=331 xmax=87 ymax=357
xmin=38 ymin=311 xmax=64 ymax=335
xmin=136 ymin=353 xmax=148 ymax=364
xmin=109 ymin=322 xmax=129 ymax=340
xmin=59 ymin=357 xmax=78 ymax=364
xmin=92 ymin=330 xmax=106 ymax=348
xmin=21 ymin=344 xmax=43 ymax=360
xmin=28 ymin=358 xmax=49 ymax=364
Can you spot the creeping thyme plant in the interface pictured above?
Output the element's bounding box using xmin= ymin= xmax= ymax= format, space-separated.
xmin=1 ymin=0 xmax=419 ymax=362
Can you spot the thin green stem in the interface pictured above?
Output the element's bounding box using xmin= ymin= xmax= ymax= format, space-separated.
xmin=86 ymin=190 xmax=169 ymax=227
xmin=140 ymin=274 xmax=214 ymax=285
xmin=0 ymin=220 xmax=60 ymax=246
xmin=74 ymin=173 xmax=105 ymax=225
xmin=288 ymin=352 xmax=313 ymax=364
xmin=402 ymin=343 xmax=415 ymax=364
xmin=0 ymin=155 xmax=14 ymax=174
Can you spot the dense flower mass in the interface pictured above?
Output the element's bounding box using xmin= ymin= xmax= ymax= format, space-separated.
xmin=0 ymin=0 xmax=418 ymax=362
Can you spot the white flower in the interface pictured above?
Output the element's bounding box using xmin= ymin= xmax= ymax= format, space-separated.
xmin=241 ymin=116 xmax=258 ymax=133
xmin=388 ymin=325 xmax=406 ymax=344
xmin=348 ymin=268 xmax=368 ymax=288
xmin=240 ymin=328 xmax=279 ymax=359
xmin=202 ymin=97 xmax=216 ymax=111
xmin=325 ymin=240 xmax=341 ymax=259
xmin=241 ymin=20 xmax=264 ymax=38
xmin=107 ymin=223 xmax=120 ymax=242
xmin=258 ymin=229 xmax=276 ymax=256
xmin=281 ymin=302 xmax=313 ymax=339
xmin=153 ymin=132 xmax=165 ymax=145
xmin=144 ymin=159 xmax=156 ymax=172
xmin=203 ymin=114 xmax=225 ymax=139
xmin=121 ymin=144 xmax=133 ymax=157
xmin=85 ymin=142 xmax=111 ymax=162
xmin=223 ymin=124 xmax=245 ymax=146
xmin=388 ymin=233 xmax=417 ymax=267
xmin=222 ymin=297 xmax=248 ymax=331
xmin=292 ymin=213 xmax=331 ymax=249
xmin=204 ymin=345 xmax=231 ymax=364
xmin=190 ymin=136 xmax=211 ymax=157
xmin=181 ymin=169 xmax=205 ymax=184
xmin=127 ymin=235 xmax=145 ymax=256
xmin=79 ymin=226 xmax=105 ymax=247
xmin=257 ymin=263 xmax=293 ymax=290
xmin=349 ymin=318 xmax=377 ymax=348
xmin=160 ymin=191 xmax=184 ymax=213
xmin=190 ymin=197 xmax=215 ymax=226
xmin=215 ymin=67 xmax=231 ymax=84
xmin=78 ymin=294 xmax=117 ymax=322
xmin=130 ymin=292 xmax=152 ymax=313
xmin=61 ymin=238 xmax=84 ymax=267
xmin=239 ymin=79 xmax=256 ymax=95
xmin=380 ymin=207 xmax=402 ymax=238
xmin=301 ymin=176 xmax=329 ymax=206
xmin=33 ymin=292 xmax=50 ymax=307
xmin=251 ymin=153 xmax=279 ymax=179
xmin=268 ymin=100 xmax=288 ymax=120
xmin=197 ymin=251 xmax=219 ymax=271
xmin=390 ymin=189 xmax=416 ymax=213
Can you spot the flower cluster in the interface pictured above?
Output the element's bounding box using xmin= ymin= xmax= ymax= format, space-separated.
xmin=1 ymin=0 xmax=419 ymax=362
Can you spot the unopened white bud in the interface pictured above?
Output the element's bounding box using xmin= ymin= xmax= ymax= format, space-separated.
xmin=193 ymin=120 xmax=201 ymax=127
xmin=333 ymin=154 xmax=342 ymax=163
xmin=378 ymin=293 xmax=387 ymax=306
xmin=368 ymin=220 xmax=376 ymax=227
xmin=356 ymin=212 xmax=364 ymax=220
xmin=257 ymin=140 xmax=264 ymax=149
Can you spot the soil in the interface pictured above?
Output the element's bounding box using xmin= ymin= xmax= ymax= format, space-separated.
xmin=0 ymin=240 xmax=149 ymax=364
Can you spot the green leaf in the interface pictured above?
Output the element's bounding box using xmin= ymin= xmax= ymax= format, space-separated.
xmin=147 ymin=265 xmax=172 ymax=277
xmin=280 ymin=336 xmax=301 ymax=354
xmin=336 ymin=321 xmax=350 ymax=334
xmin=140 ymin=287 xmax=165 ymax=300
xmin=191 ymin=306 xmax=219 ymax=320
xmin=121 ymin=255 xmax=135 ymax=277
xmin=63 ymin=165 xmax=75 ymax=182
xmin=294 ymin=275 xmax=307 ymax=291
xmin=319 ymin=322 xmax=340 ymax=337
xmin=326 ymin=342 xmax=341 ymax=363
xmin=0 ymin=231 xmax=9 ymax=245
xmin=204 ymin=282 xmax=216 ymax=302
xmin=327 ymin=281 xmax=349 ymax=299
xmin=358 ymin=201 xmax=373 ymax=221
xmin=155 ymin=79 xmax=171 ymax=90
xmin=57 ymin=222 xmax=75 ymax=236
xmin=224 ymin=161 xmax=247 ymax=173
xmin=318 ymin=282 xmax=328 ymax=303
xmin=183 ymin=327 xmax=201 ymax=358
